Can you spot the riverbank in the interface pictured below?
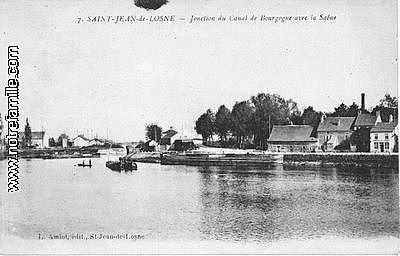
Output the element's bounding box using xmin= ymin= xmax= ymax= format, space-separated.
xmin=283 ymin=152 xmax=398 ymax=169
xmin=16 ymin=148 xmax=100 ymax=159
xmin=127 ymin=148 xmax=398 ymax=169
xmin=126 ymin=152 xmax=161 ymax=163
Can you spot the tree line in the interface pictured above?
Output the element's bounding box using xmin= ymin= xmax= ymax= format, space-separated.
xmin=194 ymin=93 xmax=398 ymax=149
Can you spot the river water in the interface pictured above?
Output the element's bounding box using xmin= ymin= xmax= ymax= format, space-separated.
xmin=1 ymin=156 xmax=398 ymax=252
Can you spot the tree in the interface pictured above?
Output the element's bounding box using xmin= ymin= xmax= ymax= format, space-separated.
xmin=301 ymin=106 xmax=323 ymax=137
xmin=350 ymin=128 xmax=370 ymax=152
xmin=371 ymin=106 xmax=398 ymax=122
xmin=24 ymin=118 xmax=32 ymax=147
xmin=48 ymin=137 xmax=56 ymax=147
xmin=329 ymin=102 xmax=359 ymax=117
xmin=215 ymin=105 xmax=232 ymax=142
xmin=289 ymin=112 xmax=303 ymax=125
xmin=250 ymin=93 xmax=300 ymax=148
xmin=334 ymin=138 xmax=350 ymax=151
xmin=145 ymin=123 xmax=163 ymax=142
xmin=195 ymin=109 xmax=215 ymax=143
xmin=347 ymin=102 xmax=360 ymax=117
xmin=330 ymin=103 xmax=349 ymax=117
xmin=57 ymin=133 xmax=69 ymax=147
xmin=379 ymin=94 xmax=398 ymax=108
xmin=231 ymin=101 xmax=254 ymax=148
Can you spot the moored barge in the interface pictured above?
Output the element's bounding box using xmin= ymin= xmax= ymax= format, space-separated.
xmin=160 ymin=151 xmax=283 ymax=166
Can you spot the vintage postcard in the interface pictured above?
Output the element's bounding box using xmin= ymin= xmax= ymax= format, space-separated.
xmin=0 ymin=0 xmax=398 ymax=254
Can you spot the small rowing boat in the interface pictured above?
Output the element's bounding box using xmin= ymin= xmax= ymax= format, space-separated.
xmin=76 ymin=159 xmax=92 ymax=167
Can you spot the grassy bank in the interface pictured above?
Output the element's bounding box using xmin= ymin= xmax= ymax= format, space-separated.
xmin=283 ymin=152 xmax=398 ymax=168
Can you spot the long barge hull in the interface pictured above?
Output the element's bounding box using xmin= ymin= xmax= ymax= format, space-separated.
xmin=160 ymin=153 xmax=283 ymax=166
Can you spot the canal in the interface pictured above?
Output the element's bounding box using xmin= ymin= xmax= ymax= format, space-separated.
xmin=1 ymin=156 xmax=398 ymax=252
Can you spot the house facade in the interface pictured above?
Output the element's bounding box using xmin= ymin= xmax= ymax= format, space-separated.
xmin=89 ymin=138 xmax=104 ymax=146
xmin=72 ymin=135 xmax=90 ymax=147
xmin=317 ymin=116 xmax=355 ymax=151
xmin=354 ymin=112 xmax=379 ymax=130
xmin=267 ymin=125 xmax=318 ymax=152
xmin=352 ymin=112 xmax=380 ymax=152
xmin=160 ymin=127 xmax=179 ymax=151
xmin=370 ymin=118 xmax=398 ymax=153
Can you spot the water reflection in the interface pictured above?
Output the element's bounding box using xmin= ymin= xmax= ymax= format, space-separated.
xmin=1 ymin=158 xmax=398 ymax=242
xmin=197 ymin=165 xmax=398 ymax=241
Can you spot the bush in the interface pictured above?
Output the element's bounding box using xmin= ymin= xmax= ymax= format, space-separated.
xmin=334 ymin=138 xmax=350 ymax=151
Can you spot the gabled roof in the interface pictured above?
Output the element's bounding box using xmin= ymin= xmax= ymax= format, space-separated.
xmin=371 ymin=120 xmax=398 ymax=132
xmin=354 ymin=113 xmax=377 ymax=127
xmin=161 ymin=129 xmax=178 ymax=139
xmin=268 ymin=125 xmax=317 ymax=142
xmin=317 ymin=117 xmax=355 ymax=132
xmin=74 ymin=135 xmax=89 ymax=141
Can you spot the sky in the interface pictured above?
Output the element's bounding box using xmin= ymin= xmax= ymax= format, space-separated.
xmin=0 ymin=0 xmax=397 ymax=141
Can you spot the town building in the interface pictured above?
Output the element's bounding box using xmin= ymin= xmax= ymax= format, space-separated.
xmin=169 ymin=138 xmax=196 ymax=151
xmin=72 ymin=135 xmax=90 ymax=147
xmin=370 ymin=116 xmax=398 ymax=153
xmin=353 ymin=93 xmax=379 ymax=131
xmin=267 ymin=125 xmax=318 ymax=152
xmin=317 ymin=116 xmax=356 ymax=151
xmin=89 ymin=138 xmax=104 ymax=146
xmin=354 ymin=112 xmax=379 ymax=130
xmin=353 ymin=110 xmax=381 ymax=152
xmin=18 ymin=131 xmax=48 ymax=148
xmin=160 ymin=127 xmax=179 ymax=151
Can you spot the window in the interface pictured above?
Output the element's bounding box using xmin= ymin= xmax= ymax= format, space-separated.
xmin=385 ymin=134 xmax=389 ymax=140
xmin=374 ymin=142 xmax=378 ymax=149
xmin=374 ymin=134 xmax=378 ymax=140
xmin=385 ymin=142 xmax=389 ymax=149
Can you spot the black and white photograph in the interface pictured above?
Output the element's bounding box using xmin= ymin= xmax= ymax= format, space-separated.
xmin=0 ymin=0 xmax=398 ymax=254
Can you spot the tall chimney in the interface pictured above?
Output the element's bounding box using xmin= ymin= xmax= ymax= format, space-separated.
xmin=361 ymin=93 xmax=365 ymax=111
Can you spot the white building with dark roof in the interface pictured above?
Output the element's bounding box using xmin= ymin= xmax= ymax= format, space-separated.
xmin=370 ymin=116 xmax=398 ymax=153
xmin=72 ymin=135 xmax=90 ymax=147
xmin=160 ymin=127 xmax=179 ymax=151
xmin=354 ymin=112 xmax=379 ymax=130
xmin=317 ymin=116 xmax=356 ymax=151
xmin=267 ymin=125 xmax=318 ymax=152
